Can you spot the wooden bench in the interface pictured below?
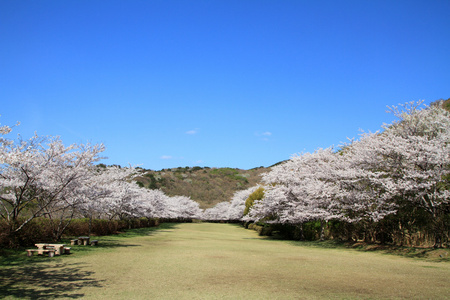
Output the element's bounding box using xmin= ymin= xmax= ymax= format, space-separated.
xmin=70 ymin=239 xmax=78 ymax=245
xmin=64 ymin=247 xmax=71 ymax=254
xmin=90 ymin=240 xmax=98 ymax=246
xmin=26 ymin=249 xmax=56 ymax=257
xmin=26 ymin=249 xmax=38 ymax=256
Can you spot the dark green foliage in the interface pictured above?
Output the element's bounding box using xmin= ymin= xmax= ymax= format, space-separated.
xmin=255 ymin=203 xmax=450 ymax=247
xmin=0 ymin=218 xmax=57 ymax=248
xmin=145 ymin=173 xmax=159 ymax=189
xmin=267 ymin=223 xmax=313 ymax=241
xmin=254 ymin=223 xmax=273 ymax=236
xmin=210 ymin=168 xmax=249 ymax=183
xmin=302 ymin=221 xmax=324 ymax=240
xmin=244 ymin=222 xmax=277 ymax=237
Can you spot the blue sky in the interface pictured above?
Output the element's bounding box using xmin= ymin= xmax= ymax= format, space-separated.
xmin=1 ymin=1 xmax=449 ymax=170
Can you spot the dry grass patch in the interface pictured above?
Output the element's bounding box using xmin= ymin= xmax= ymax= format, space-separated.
xmin=2 ymin=223 xmax=449 ymax=299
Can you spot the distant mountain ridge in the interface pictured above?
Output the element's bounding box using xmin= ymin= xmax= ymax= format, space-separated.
xmin=134 ymin=166 xmax=271 ymax=209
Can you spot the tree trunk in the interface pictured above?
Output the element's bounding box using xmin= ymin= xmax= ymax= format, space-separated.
xmin=431 ymin=207 xmax=445 ymax=248
xmin=432 ymin=216 xmax=444 ymax=248
xmin=88 ymin=216 xmax=93 ymax=237
xmin=293 ymin=223 xmax=304 ymax=240
xmin=320 ymin=220 xmax=326 ymax=241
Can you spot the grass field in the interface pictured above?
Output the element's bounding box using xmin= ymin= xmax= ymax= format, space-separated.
xmin=1 ymin=223 xmax=449 ymax=299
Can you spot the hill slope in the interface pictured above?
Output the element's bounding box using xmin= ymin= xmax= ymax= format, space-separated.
xmin=134 ymin=166 xmax=269 ymax=209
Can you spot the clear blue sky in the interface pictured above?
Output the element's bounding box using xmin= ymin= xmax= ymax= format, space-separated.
xmin=1 ymin=0 xmax=449 ymax=170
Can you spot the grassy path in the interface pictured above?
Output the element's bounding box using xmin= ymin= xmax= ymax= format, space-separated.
xmin=2 ymin=223 xmax=450 ymax=299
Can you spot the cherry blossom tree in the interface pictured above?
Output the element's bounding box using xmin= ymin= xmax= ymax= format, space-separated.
xmin=245 ymin=101 xmax=449 ymax=245
xmin=344 ymin=101 xmax=450 ymax=246
xmin=68 ymin=165 xmax=139 ymax=236
xmin=0 ymin=117 xmax=18 ymax=136
xmin=244 ymin=149 xmax=348 ymax=240
xmin=0 ymin=133 xmax=105 ymax=242
xmin=201 ymin=186 xmax=260 ymax=221
xmin=102 ymin=183 xmax=141 ymax=220
xmin=227 ymin=186 xmax=259 ymax=221
xmin=164 ymin=195 xmax=202 ymax=220
xmin=90 ymin=168 xmax=203 ymax=221
xmin=138 ymin=189 xmax=170 ymax=219
xmin=202 ymin=202 xmax=232 ymax=221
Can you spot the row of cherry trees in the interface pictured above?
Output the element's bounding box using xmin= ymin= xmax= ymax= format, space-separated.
xmin=0 ymin=123 xmax=202 ymax=245
xmin=2 ymin=100 xmax=448 ymax=247
xmin=203 ymin=101 xmax=450 ymax=247
xmin=202 ymin=186 xmax=259 ymax=221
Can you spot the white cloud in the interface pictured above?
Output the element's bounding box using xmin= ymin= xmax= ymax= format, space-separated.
xmin=254 ymin=131 xmax=272 ymax=141
xmin=255 ymin=131 xmax=272 ymax=137
xmin=160 ymin=155 xmax=173 ymax=160
xmin=186 ymin=129 xmax=198 ymax=135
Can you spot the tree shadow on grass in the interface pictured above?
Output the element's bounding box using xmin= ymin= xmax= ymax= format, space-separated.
xmin=90 ymin=222 xmax=180 ymax=240
xmin=59 ymin=223 xmax=181 ymax=254
xmin=124 ymin=223 xmax=180 ymax=236
xmin=63 ymin=242 xmax=142 ymax=257
xmin=1 ymin=224 xmax=181 ymax=266
xmin=349 ymin=243 xmax=450 ymax=262
xmin=244 ymin=231 xmax=450 ymax=262
xmin=241 ymin=231 xmax=347 ymax=250
xmin=0 ymin=262 xmax=104 ymax=299
xmin=284 ymin=239 xmax=347 ymax=249
xmin=0 ymin=223 xmax=185 ymax=298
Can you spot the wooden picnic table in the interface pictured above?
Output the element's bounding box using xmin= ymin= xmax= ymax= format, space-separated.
xmin=28 ymin=243 xmax=67 ymax=257
xmin=34 ymin=243 xmax=66 ymax=255
xmin=33 ymin=243 xmax=51 ymax=255
xmin=78 ymin=236 xmax=90 ymax=245
xmin=48 ymin=244 xmax=65 ymax=255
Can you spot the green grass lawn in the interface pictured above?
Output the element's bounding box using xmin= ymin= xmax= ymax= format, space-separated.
xmin=1 ymin=223 xmax=449 ymax=299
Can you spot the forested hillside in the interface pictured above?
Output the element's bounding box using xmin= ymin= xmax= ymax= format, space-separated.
xmin=133 ymin=166 xmax=270 ymax=209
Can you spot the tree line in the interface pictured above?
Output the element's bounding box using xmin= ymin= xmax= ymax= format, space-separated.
xmin=2 ymin=99 xmax=449 ymax=248
xmin=0 ymin=125 xmax=202 ymax=247
xmin=203 ymin=100 xmax=450 ymax=248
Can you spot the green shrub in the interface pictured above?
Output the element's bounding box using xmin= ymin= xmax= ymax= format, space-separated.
xmin=64 ymin=218 xmax=90 ymax=236
xmin=243 ymin=187 xmax=265 ymax=215
xmin=254 ymin=225 xmax=263 ymax=235
xmin=0 ymin=218 xmax=55 ymax=248
xmin=92 ymin=219 xmax=114 ymax=236
xmin=0 ymin=217 xmax=161 ymax=248
xmin=261 ymin=225 xmax=273 ymax=236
